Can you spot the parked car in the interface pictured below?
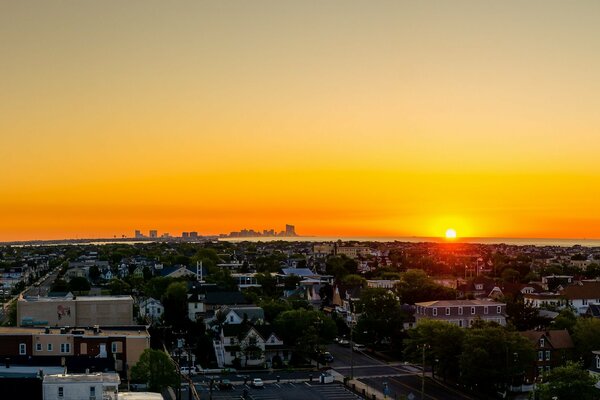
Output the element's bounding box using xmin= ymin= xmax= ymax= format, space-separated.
xmin=317 ymin=351 xmax=334 ymax=363
xmin=338 ymin=339 xmax=350 ymax=347
xmin=252 ymin=378 xmax=264 ymax=388
xmin=218 ymin=379 xmax=233 ymax=390
xmin=180 ymin=366 xmax=196 ymax=376
xmin=352 ymin=344 xmax=366 ymax=352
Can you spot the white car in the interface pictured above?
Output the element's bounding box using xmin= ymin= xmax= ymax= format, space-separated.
xmin=252 ymin=378 xmax=264 ymax=388
xmin=180 ymin=366 xmax=196 ymax=376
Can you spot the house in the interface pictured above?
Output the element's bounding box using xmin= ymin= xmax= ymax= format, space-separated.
xmin=456 ymin=277 xmax=496 ymax=299
xmin=138 ymin=298 xmax=163 ymax=322
xmin=520 ymin=330 xmax=574 ymax=380
xmin=214 ymin=324 xmax=287 ymax=368
xmin=414 ymin=299 xmax=507 ymax=327
xmin=523 ymin=292 xmax=564 ymax=310
xmin=187 ymin=285 xmax=248 ymax=321
xmin=219 ymin=306 xmax=265 ymax=325
xmin=587 ymin=351 xmax=600 ymax=389
xmin=561 ymin=280 xmax=600 ymax=315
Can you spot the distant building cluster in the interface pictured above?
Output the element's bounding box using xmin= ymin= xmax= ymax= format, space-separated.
xmin=221 ymin=224 xmax=298 ymax=238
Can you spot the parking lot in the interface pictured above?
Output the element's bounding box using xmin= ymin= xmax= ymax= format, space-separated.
xmin=187 ymin=382 xmax=361 ymax=400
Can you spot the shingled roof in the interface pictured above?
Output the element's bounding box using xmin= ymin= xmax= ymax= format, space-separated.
xmin=520 ymin=329 xmax=574 ymax=350
xmin=561 ymin=280 xmax=600 ymax=300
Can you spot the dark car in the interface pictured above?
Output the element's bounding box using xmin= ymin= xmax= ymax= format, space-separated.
xmin=318 ymin=351 xmax=334 ymax=363
xmin=218 ymin=379 xmax=233 ymax=390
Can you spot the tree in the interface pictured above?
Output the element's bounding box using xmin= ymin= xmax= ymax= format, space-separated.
xmin=130 ymin=349 xmax=179 ymax=392
xmin=459 ymin=325 xmax=534 ymax=393
xmin=354 ymin=288 xmax=403 ymax=347
xmin=241 ymin=334 xmax=264 ymax=367
xmin=68 ymin=276 xmax=91 ymax=293
xmin=274 ymin=309 xmax=336 ymax=362
xmin=325 ymin=256 xmax=358 ymax=280
xmin=501 ymin=268 xmax=520 ymax=283
xmin=89 ymin=266 xmax=101 ymax=282
xmin=341 ymin=274 xmax=367 ymax=288
xmin=573 ymin=317 xmax=600 ymax=364
xmin=162 ymin=281 xmax=189 ymax=328
xmin=504 ymin=295 xmax=550 ymax=331
xmin=537 ymin=361 xmax=598 ymax=400
xmin=552 ymin=308 xmax=578 ymax=333
xmin=403 ymin=320 xmax=464 ymax=381
xmin=109 ymin=278 xmax=131 ymax=295
xmin=50 ymin=278 xmax=69 ymax=293
xmin=395 ymin=269 xmax=456 ymax=304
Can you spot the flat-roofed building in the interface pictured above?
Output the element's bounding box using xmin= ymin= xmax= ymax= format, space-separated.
xmin=17 ymin=295 xmax=134 ymax=327
xmin=0 ymin=325 xmax=150 ymax=374
xmin=415 ymin=299 xmax=507 ymax=327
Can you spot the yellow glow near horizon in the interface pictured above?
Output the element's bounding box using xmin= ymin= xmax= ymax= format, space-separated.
xmin=445 ymin=229 xmax=457 ymax=240
xmin=2 ymin=2 xmax=600 ymax=241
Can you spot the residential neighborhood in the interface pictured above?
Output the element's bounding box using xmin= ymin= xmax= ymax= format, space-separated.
xmin=2 ymin=239 xmax=600 ymax=399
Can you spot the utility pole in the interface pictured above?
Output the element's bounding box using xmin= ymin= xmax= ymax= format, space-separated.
xmin=421 ymin=344 xmax=429 ymax=400
xmin=349 ymin=312 xmax=354 ymax=379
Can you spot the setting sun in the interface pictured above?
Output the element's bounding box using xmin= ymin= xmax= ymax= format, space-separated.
xmin=445 ymin=229 xmax=457 ymax=239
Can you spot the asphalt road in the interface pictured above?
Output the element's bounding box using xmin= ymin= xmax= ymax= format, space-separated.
xmin=327 ymin=343 xmax=475 ymax=400
xmin=184 ymin=381 xmax=360 ymax=400
xmin=24 ymin=269 xmax=60 ymax=297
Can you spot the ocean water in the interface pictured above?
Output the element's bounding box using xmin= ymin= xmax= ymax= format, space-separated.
xmin=220 ymin=236 xmax=600 ymax=247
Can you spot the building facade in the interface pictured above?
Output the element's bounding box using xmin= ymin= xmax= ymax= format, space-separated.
xmin=414 ymin=299 xmax=507 ymax=327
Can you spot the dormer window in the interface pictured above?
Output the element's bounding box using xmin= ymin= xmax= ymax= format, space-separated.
xmin=596 ymin=355 xmax=600 ymax=370
xmin=475 ymin=284 xmax=483 ymax=290
xmin=540 ymin=338 xmax=545 ymax=348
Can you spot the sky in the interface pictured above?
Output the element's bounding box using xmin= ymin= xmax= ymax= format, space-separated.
xmin=2 ymin=1 xmax=600 ymax=241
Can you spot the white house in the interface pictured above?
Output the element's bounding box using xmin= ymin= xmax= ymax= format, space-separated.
xmin=138 ymin=297 xmax=164 ymax=321
xmin=561 ymin=280 xmax=600 ymax=315
xmin=214 ymin=324 xmax=287 ymax=368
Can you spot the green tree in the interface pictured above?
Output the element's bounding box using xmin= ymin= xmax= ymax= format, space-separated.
xmin=459 ymin=325 xmax=534 ymax=393
xmin=403 ymin=320 xmax=465 ymax=381
xmin=68 ymin=276 xmax=91 ymax=293
xmin=130 ymin=349 xmax=179 ymax=392
xmin=552 ymin=308 xmax=578 ymax=333
xmin=109 ymin=278 xmax=131 ymax=295
xmin=89 ymin=266 xmax=101 ymax=282
xmin=162 ymin=281 xmax=189 ymax=328
xmin=573 ymin=317 xmax=600 ymax=365
xmin=325 ymin=256 xmax=358 ymax=280
xmin=395 ymin=269 xmax=456 ymax=304
xmin=341 ymin=274 xmax=367 ymax=288
xmin=537 ymin=361 xmax=598 ymax=400
xmin=274 ymin=309 xmax=337 ymax=361
xmin=50 ymin=278 xmax=69 ymax=293
xmin=501 ymin=268 xmax=520 ymax=283
xmin=354 ymin=287 xmax=403 ymax=347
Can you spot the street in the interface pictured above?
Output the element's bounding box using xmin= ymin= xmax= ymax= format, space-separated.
xmin=327 ymin=343 xmax=475 ymax=400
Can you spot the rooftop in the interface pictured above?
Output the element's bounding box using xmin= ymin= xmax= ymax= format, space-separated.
xmin=415 ymin=299 xmax=505 ymax=307
xmin=0 ymin=326 xmax=149 ymax=338
xmin=43 ymin=372 xmax=120 ymax=384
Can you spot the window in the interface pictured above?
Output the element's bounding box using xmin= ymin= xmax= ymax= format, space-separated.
xmin=458 ymin=307 xmax=463 ymax=315
xmin=471 ymin=307 xmax=476 ymax=315
xmin=459 ymin=320 xmax=463 ymax=327
xmin=60 ymin=343 xmax=70 ymax=353
xmin=90 ymin=386 xmax=96 ymax=400
xmin=58 ymin=387 xmax=64 ymax=398
xmin=111 ymin=342 xmax=120 ymax=353
xmin=484 ymin=306 xmax=489 ymax=314
xmin=583 ymin=299 xmax=588 ymax=305
xmin=445 ymin=307 xmax=450 ymax=316
xmin=497 ymin=306 xmax=502 ymax=314
xmin=545 ymin=351 xmax=551 ymax=361
xmin=36 ymin=343 xmax=42 ymax=352
xmin=540 ymin=338 xmax=545 ymax=348
xmin=47 ymin=343 xmax=53 ymax=352
xmin=538 ymin=351 xmax=544 ymax=361
xmin=19 ymin=343 xmax=26 ymax=355
xmin=596 ymin=356 xmax=600 ymax=370
xmin=230 ymin=351 xmax=236 ymax=357
xmin=432 ymin=308 xmax=438 ymax=316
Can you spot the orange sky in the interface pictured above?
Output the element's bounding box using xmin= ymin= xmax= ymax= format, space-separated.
xmin=2 ymin=1 xmax=600 ymax=241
